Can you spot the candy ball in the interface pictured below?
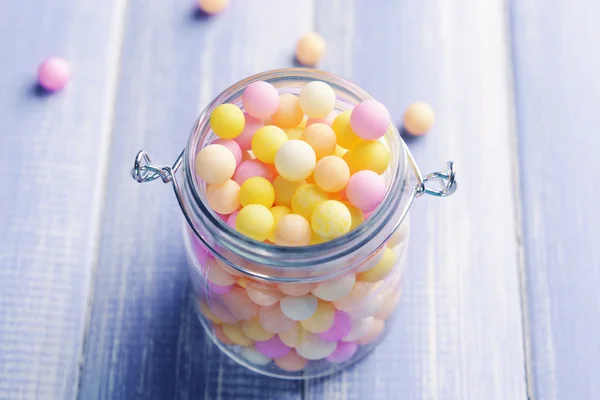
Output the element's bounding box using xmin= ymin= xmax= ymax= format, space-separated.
xmin=301 ymin=123 xmax=337 ymax=159
xmin=310 ymin=232 xmax=327 ymax=245
xmin=326 ymin=341 xmax=357 ymax=363
xmin=208 ymin=282 xmax=233 ymax=295
xmin=274 ymin=351 xmax=308 ymax=372
xmin=279 ymin=323 xmax=307 ymax=347
xmin=199 ymin=300 xmax=223 ymax=324
xmin=277 ymin=282 xmax=316 ymax=297
xmin=285 ymin=127 xmax=304 ymax=140
xmin=311 ymin=200 xmax=352 ymax=239
xmin=255 ymin=335 xmax=291 ymax=359
xmin=37 ymin=57 xmax=70 ymax=91
xmin=296 ymin=332 xmax=338 ymax=360
xmin=210 ymin=104 xmax=245 ymax=139
xmin=342 ymin=316 xmax=374 ymax=342
xmin=246 ymin=281 xmax=283 ymax=306
xmin=273 ymin=176 xmax=306 ymax=206
xmin=299 ymin=81 xmax=336 ymax=118
xmin=251 ymin=125 xmax=288 ymax=164
xmin=207 ymin=299 xmax=238 ymax=324
xmin=236 ymin=204 xmax=274 ymax=241
xmin=198 ymin=0 xmax=229 ymax=14
xmin=274 ymin=140 xmax=317 ymax=182
xmin=358 ymin=319 xmax=385 ymax=345
xmin=212 ymin=138 xmax=242 ymax=166
xmin=306 ymin=112 xmax=336 ymax=127
xmin=222 ymin=323 xmax=254 ymax=346
xmin=357 ymin=247 xmax=397 ymax=282
xmin=226 ymin=211 xmax=238 ymax=229
xmin=242 ymin=319 xmax=275 ymax=341
xmin=267 ymin=205 xmax=292 ymax=242
xmin=280 ymin=294 xmax=318 ymax=321
xmin=300 ymin=300 xmax=336 ymax=333
xmin=313 ymin=156 xmax=350 ymax=193
xmin=223 ymin=288 xmax=259 ymax=321
xmin=233 ymin=159 xmax=273 ymax=185
xmin=272 ymin=94 xmax=304 ymax=129
xmin=259 ymin=304 xmax=295 ymax=334
xmin=312 ymin=273 xmax=356 ymax=301
xmin=291 ymin=184 xmax=328 ymax=219
xmin=213 ymin=325 xmax=234 ymax=345
xmin=332 ymin=110 xmax=362 ymax=150
xmin=274 ymin=214 xmax=312 ymax=246
xmin=195 ymin=144 xmax=236 ymax=184
xmin=235 ymin=113 xmax=263 ymax=151
xmin=333 ymin=145 xmax=348 ymax=158
xmin=346 ymin=171 xmax=386 ymax=212
xmin=350 ymin=100 xmax=390 ymax=140
xmin=239 ymin=177 xmax=275 ymax=208
xmin=318 ymin=310 xmax=352 ymax=341
xmin=342 ymin=201 xmax=364 ymax=231
xmin=295 ymin=32 xmax=326 ymax=67
xmin=207 ymin=258 xmax=236 ymax=286
xmin=242 ymin=81 xmax=280 ymax=120
xmin=206 ymin=180 xmax=241 ymax=214
xmin=240 ymin=347 xmax=272 ymax=366
xmin=403 ymin=101 xmax=434 ymax=136
xmin=343 ymin=140 xmax=390 ymax=175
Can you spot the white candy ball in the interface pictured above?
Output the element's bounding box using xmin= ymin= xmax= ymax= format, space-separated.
xmin=299 ymin=81 xmax=336 ymax=118
xmin=311 ymin=274 xmax=356 ymax=301
xmin=296 ymin=332 xmax=338 ymax=360
xmin=274 ymin=140 xmax=317 ymax=182
xmin=280 ymin=294 xmax=318 ymax=321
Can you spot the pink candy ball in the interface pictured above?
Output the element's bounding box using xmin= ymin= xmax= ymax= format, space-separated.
xmin=226 ymin=211 xmax=238 ymax=229
xmin=326 ymin=341 xmax=358 ymax=363
xmin=242 ymin=81 xmax=280 ymax=120
xmin=37 ymin=57 xmax=70 ymax=91
xmin=208 ymin=281 xmax=233 ymax=295
xmin=212 ymin=138 xmax=242 ymax=166
xmin=346 ymin=170 xmax=386 ymax=212
xmin=318 ymin=310 xmax=352 ymax=341
xmin=255 ymin=335 xmax=291 ymax=358
xmin=235 ymin=114 xmax=264 ymax=151
xmin=350 ymin=100 xmax=390 ymax=140
xmin=233 ymin=159 xmax=274 ymax=185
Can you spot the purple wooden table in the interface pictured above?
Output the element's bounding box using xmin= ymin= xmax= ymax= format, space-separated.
xmin=0 ymin=0 xmax=598 ymax=399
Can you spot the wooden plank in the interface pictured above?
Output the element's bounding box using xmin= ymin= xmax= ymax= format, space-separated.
xmin=0 ymin=0 xmax=124 ymax=398
xmin=510 ymin=1 xmax=600 ymax=398
xmin=78 ymin=1 xmax=313 ymax=398
xmin=306 ymin=1 xmax=527 ymax=399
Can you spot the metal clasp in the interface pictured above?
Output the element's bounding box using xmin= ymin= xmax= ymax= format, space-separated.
xmin=131 ymin=150 xmax=184 ymax=184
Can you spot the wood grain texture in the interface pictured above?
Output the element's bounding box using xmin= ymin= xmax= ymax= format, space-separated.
xmin=306 ymin=1 xmax=528 ymax=399
xmin=77 ymin=1 xmax=313 ymax=399
xmin=0 ymin=0 xmax=125 ymax=398
xmin=510 ymin=1 xmax=600 ymax=398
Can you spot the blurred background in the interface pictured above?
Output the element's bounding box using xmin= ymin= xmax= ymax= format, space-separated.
xmin=0 ymin=0 xmax=598 ymax=399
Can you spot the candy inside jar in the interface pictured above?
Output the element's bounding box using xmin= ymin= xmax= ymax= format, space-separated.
xmin=131 ymin=68 xmax=456 ymax=380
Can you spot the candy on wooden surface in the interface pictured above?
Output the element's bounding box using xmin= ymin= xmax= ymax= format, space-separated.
xmin=295 ymin=32 xmax=326 ymax=67
xmin=274 ymin=139 xmax=317 ymax=182
xmin=37 ymin=57 xmax=70 ymax=91
xmin=350 ymin=100 xmax=391 ymax=140
xmin=235 ymin=204 xmax=274 ymax=241
xmin=403 ymin=101 xmax=434 ymax=136
xmin=242 ymin=81 xmax=280 ymax=120
xmin=210 ymin=104 xmax=245 ymax=139
xmin=274 ymin=214 xmax=312 ymax=246
xmin=195 ymin=144 xmax=236 ymax=184
xmin=197 ymin=0 xmax=229 ymax=14
xmin=206 ymin=180 xmax=240 ymax=215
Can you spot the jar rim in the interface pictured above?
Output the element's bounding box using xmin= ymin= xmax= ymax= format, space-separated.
xmin=182 ymin=68 xmax=410 ymax=277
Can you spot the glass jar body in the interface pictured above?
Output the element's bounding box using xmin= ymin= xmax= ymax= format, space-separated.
xmin=180 ymin=69 xmax=412 ymax=379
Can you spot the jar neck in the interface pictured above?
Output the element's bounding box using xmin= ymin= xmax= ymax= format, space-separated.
xmin=181 ymin=69 xmax=410 ymax=282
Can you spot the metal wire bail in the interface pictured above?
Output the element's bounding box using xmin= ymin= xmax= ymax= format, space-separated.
xmin=131 ymin=150 xmax=183 ymax=184
xmin=415 ymin=161 xmax=457 ymax=198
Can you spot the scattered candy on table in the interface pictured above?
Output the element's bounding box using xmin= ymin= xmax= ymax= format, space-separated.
xmin=197 ymin=0 xmax=229 ymax=15
xmin=295 ymin=32 xmax=326 ymax=67
xmin=37 ymin=57 xmax=70 ymax=91
xmin=403 ymin=101 xmax=434 ymax=136
xmin=190 ymin=79 xmax=414 ymax=373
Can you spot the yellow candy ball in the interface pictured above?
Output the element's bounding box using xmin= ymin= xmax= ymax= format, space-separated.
xmin=236 ymin=204 xmax=274 ymax=241
xmin=242 ymin=319 xmax=275 ymax=341
xmin=343 ymin=140 xmax=390 ymax=174
xmin=291 ymin=184 xmax=328 ymax=220
xmin=403 ymin=102 xmax=434 ymax=136
xmin=198 ymin=0 xmax=229 ymax=14
xmin=300 ymin=300 xmax=335 ymax=333
xmin=251 ymin=125 xmax=288 ymax=164
xmin=357 ymin=247 xmax=397 ymax=282
xmin=310 ymin=232 xmax=327 ymax=245
xmin=274 ymin=214 xmax=312 ymax=246
xmin=210 ymin=104 xmax=245 ymax=139
xmin=342 ymin=201 xmax=364 ymax=231
xmin=195 ymin=144 xmax=237 ymax=184
xmin=273 ymin=176 xmax=306 ymax=206
xmin=299 ymin=81 xmax=336 ymax=118
xmin=239 ymin=176 xmax=275 ymax=208
xmin=295 ymin=32 xmax=326 ymax=67
xmin=274 ymin=140 xmax=316 ymax=182
xmin=268 ymin=205 xmax=292 ymax=242
xmin=310 ymin=200 xmax=351 ymax=239
xmin=313 ymin=155 xmax=350 ymax=193
xmin=285 ymin=127 xmax=304 ymax=140
xmin=206 ymin=179 xmax=241 ymax=214
xmin=272 ymin=94 xmax=304 ymax=129
xmin=222 ymin=323 xmax=254 ymax=346
xmin=333 ymin=144 xmax=348 ymax=158
xmin=301 ymin=123 xmax=337 ymax=159
xmin=332 ymin=110 xmax=362 ymax=150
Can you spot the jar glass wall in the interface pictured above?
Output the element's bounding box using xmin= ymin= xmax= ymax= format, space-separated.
xmin=180 ymin=69 xmax=412 ymax=379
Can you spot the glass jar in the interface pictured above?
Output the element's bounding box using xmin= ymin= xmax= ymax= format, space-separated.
xmin=131 ymin=68 xmax=456 ymax=379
